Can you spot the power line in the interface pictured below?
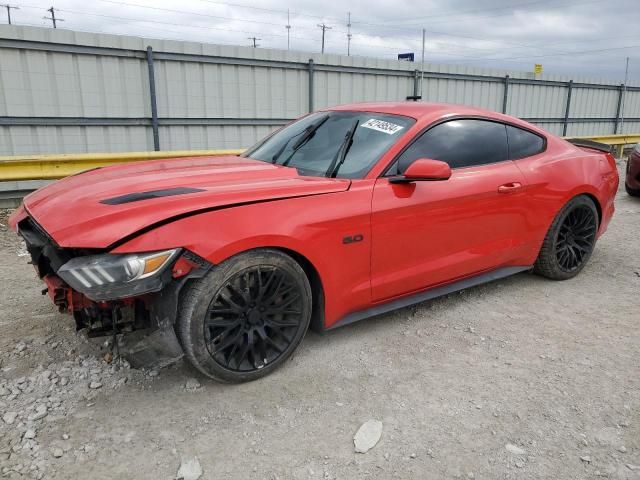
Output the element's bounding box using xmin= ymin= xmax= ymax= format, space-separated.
xmin=464 ymin=44 xmax=640 ymax=63
xmin=43 ymin=6 xmax=63 ymax=28
xmin=97 ymin=0 xmax=285 ymax=28
xmin=15 ymin=5 xmax=314 ymax=42
xmin=317 ymin=23 xmax=332 ymax=54
xmin=356 ymin=0 xmax=599 ymax=26
xmin=16 ymin=0 xmax=569 ymax=59
xmin=1 ymin=3 xmax=19 ymax=25
xmin=247 ymin=36 xmax=260 ymax=48
xmin=10 ymin=0 xmax=638 ymax=78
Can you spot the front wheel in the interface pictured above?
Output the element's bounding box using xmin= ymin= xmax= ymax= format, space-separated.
xmin=534 ymin=195 xmax=599 ymax=280
xmin=176 ymin=249 xmax=312 ymax=383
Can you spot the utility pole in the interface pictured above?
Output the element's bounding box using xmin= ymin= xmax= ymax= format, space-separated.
xmin=317 ymin=23 xmax=331 ymax=54
xmin=346 ymin=12 xmax=352 ymax=56
xmin=286 ymin=8 xmax=291 ymax=50
xmin=620 ymin=56 xmax=630 ymax=133
xmin=44 ymin=6 xmax=63 ymax=28
xmin=1 ymin=4 xmax=19 ymax=25
xmin=247 ymin=36 xmax=260 ymax=48
xmin=420 ymin=28 xmax=425 ymax=97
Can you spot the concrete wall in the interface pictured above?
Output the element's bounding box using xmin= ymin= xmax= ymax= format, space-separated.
xmin=1 ymin=25 xmax=639 ymax=155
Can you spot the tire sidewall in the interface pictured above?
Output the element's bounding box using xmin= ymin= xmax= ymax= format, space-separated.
xmin=180 ymin=249 xmax=312 ymax=383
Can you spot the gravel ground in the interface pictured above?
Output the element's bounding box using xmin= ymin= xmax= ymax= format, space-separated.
xmin=0 ymin=164 xmax=638 ymax=480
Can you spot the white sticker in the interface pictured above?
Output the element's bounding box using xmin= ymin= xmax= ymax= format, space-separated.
xmin=360 ymin=118 xmax=404 ymax=135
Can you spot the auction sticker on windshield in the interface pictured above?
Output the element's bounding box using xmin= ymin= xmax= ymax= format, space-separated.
xmin=361 ymin=118 xmax=405 ymax=135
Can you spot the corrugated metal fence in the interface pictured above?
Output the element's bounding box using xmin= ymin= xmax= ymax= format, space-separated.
xmin=1 ymin=25 xmax=639 ymax=156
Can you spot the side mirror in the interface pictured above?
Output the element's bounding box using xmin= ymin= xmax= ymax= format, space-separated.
xmin=389 ymin=158 xmax=452 ymax=184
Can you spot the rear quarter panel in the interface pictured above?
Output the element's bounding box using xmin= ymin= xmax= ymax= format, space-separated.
xmin=514 ymin=137 xmax=618 ymax=263
xmin=112 ymin=182 xmax=376 ymax=328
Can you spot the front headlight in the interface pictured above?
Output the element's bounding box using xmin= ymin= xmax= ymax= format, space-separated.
xmin=57 ymin=249 xmax=179 ymax=301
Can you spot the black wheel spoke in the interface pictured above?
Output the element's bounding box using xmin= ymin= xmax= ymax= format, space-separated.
xmin=204 ymin=264 xmax=305 ymax=373
xmin=211 ymin=327 xmax=244 ymax=354
xmin=219 ymin=289 xmax=245 ymax=312
xmin=205 ymin=316 xmax=240 ymax=328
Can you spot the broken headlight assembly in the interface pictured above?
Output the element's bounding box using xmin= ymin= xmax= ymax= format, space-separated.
xmin=57 ymin=249 xmax=180 ymax=301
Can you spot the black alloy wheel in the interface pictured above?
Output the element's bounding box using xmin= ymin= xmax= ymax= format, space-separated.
xmin=205 ymin=266 xmax=303 ymax=372
xmin=554 ymin=204 xmax=597 ymax=272
xmin=534 ymin=195 xmax=599 ymax=280
xmin=177 ymin=249 xmax=312 ymax=383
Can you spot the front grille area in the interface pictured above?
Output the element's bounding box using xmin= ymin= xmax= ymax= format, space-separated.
xmin=17 ymin=217 xmax=94 ymax=278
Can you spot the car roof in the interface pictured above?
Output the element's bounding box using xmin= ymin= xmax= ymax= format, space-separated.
xmin=327 ymin=102 xmax=544 ymax=133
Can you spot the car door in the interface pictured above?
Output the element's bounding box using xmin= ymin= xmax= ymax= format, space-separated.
xmin=370 ymin=118 xmax=531 ymax=302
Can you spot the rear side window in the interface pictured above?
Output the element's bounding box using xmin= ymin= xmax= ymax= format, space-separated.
xmin=506 ymin=125 xmax=545 ymax=159
xmin=396 ymin=119 xmax=509 ymax=173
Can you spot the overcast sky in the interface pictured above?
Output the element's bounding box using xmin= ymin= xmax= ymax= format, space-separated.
xmin=4 ymin=0 xmax=639 ymax=82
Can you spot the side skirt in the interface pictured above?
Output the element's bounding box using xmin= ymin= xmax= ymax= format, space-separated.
xmin=327 ymin=266 xmax=532 ymax=331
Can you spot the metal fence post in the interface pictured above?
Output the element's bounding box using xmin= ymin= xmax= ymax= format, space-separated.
xmin=614 ymin=83 xmax=624 ymax=134
xmin=502 ymin=75 xmax=509 ymax=114
xmin=146 ymin=46 xmax=160 ymax=151
xmin=406 ymin=70 xmax=422 ymax=101
xmin=562 ymin=80 xmax=573 ymax=136
xmin=502 ymin=75 xmax=509 ymax=113
xmin=308 ymin=58 xmax=315 ymax=112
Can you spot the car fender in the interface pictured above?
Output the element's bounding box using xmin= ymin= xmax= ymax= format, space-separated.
xmin=111 ymin=185 xmax=376 ymax=328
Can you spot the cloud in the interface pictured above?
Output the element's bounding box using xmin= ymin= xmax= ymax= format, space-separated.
xmin=6 ymin=0 xmax=639 ymax=81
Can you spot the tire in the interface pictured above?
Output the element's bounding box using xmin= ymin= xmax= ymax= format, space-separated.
xmin=534 ymin=195 xmax=599 ymax=280
xmin=625 ymin=182 xmax=640 ymax=197
xmin=176 ymin=249 xmax=312 ymax=383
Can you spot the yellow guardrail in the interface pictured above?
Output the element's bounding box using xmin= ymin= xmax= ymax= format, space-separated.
xmin=0 ymin=149 xmax=244 ymax=181
xmin=0 ymin=133 xmax=638 ymax=182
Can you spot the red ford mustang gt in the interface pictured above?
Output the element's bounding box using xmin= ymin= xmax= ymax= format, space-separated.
xmin=10 ymin=102 xmax=619 ymax=383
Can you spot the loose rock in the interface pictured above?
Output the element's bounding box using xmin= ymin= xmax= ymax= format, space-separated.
xmin=185 ymin=378 xmax=201 ymax=390
xmin=51 ymin=448 xmax=64 ymax=458
xmin=353 ymin=420 xmax=383 ymax=454
xmin=580 ymin=455 xmax=591 ymax=463
xmin=89 ymin=381 xmax=103 ymax=390
xmin=2 ymin=411 xmax=18 ymax=424
xmin=29 ymin=405 xmax=47 ymax=421
xmin=176 ymin=456 xmax=203 ymax=480
xmin=505 ymin=443 xmax=526 ymax=455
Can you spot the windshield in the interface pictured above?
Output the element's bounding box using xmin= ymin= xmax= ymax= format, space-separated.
xmin=242 ymin=111 xmax=415 ymax=178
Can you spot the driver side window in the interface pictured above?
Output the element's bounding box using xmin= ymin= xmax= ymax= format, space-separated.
xmin=393 ymin=119 xmax=509 ymax=174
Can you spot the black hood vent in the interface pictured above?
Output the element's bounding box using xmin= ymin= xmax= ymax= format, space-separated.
xmin=100 ymin=187 xmax=205 ymax=205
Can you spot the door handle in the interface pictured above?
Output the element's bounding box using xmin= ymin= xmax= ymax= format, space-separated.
xmin=497 ymin=182 xmax=523 ymax=193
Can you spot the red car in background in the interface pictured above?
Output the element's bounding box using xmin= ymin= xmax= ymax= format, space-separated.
xmin=626 ymin=143 xmax=640 ymax=196
xmin=10 ymin=102 xmax=619 ymax=383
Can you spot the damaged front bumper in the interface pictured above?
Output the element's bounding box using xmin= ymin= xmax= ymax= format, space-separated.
xmin=14 ymin=214 xmax=212 ymax=365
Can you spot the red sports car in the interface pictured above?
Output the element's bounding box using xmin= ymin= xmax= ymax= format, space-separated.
xmin=626 ymin=143 xmax=640 ymax=196
xmin=9 ymin=103 xmax=619 ymax=383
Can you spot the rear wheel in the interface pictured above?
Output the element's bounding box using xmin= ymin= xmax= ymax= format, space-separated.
xmin=625 ymin=182 xmax=640 ymax=197
xmin=177 ymin=249 xmax=312 ymax=383
xmin=534 ymin=195 xmax=599 ymax=280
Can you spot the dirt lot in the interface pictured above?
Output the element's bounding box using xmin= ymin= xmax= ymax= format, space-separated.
xmin=0 ymin=164 xmax=638 ymax=480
